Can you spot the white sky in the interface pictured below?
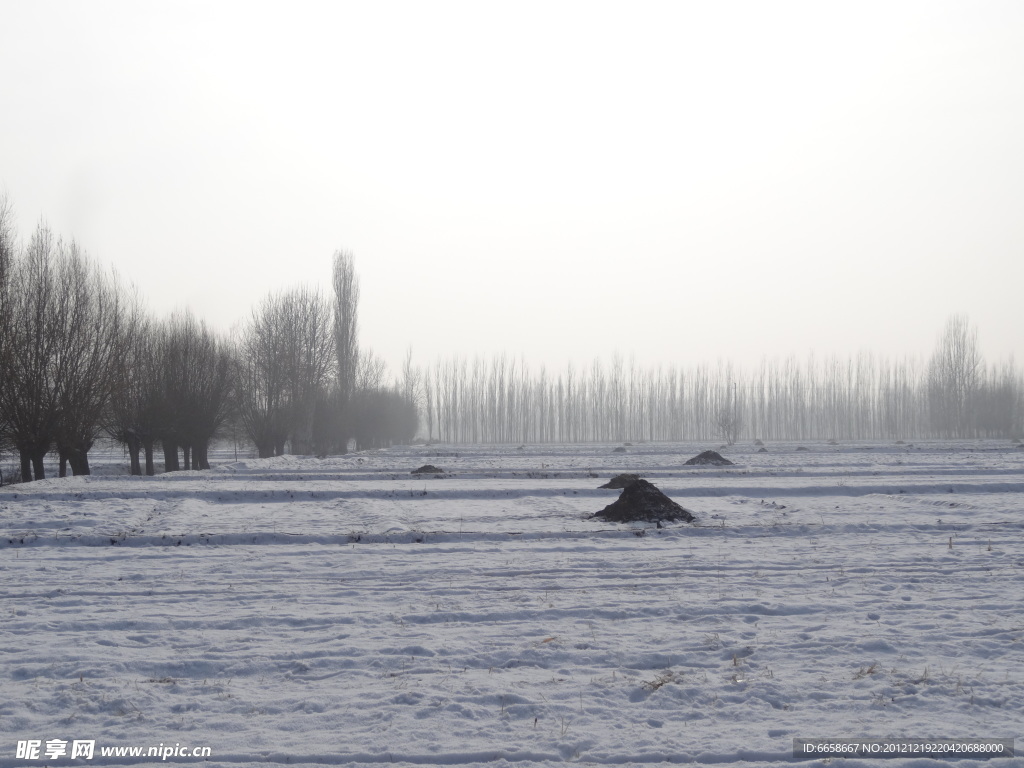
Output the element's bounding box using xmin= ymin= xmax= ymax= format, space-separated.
xmin=2 ymin=1 xmax=1022 ymax=377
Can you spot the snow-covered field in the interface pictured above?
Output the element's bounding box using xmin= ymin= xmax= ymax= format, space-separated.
xmin=2 ymin=441 xmax=1023 ymax=768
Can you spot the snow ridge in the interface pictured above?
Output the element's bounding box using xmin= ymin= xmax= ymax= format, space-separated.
xmin=1 ymin=441 xmax=1022 ymax=767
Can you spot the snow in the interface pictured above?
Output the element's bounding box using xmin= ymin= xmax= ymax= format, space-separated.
xmin=1 ymin=441 xmax=1023 ymax=767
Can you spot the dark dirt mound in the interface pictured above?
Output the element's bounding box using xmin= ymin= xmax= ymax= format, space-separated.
xmin=684 ymin=450 xmax=733 ymax=466
xmin=753 ymin=439 xmax=764 ymax=446
xmin=411 ymin=464 xmax=445 ymax=474
xmin=757 ymin=447 xmax=768 ymax=453
xmin=612 ymin=446 xmax=627 ymax=453
xmin=796 ymin=446 xmax=809 ymax=451
xmin=590 ymin=479 xmax=695 ymax=524
xmin=599 ymin=473 xmax=641 ymax=489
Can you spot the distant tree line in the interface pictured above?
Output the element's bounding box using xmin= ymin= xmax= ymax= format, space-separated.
xmin=2 ymin=192 xmax=1020 ymax=481
xmin=417 ymin=316 xmax=1023 ymax=445
xmin=0 ymin=196 xmax=417 ymax=482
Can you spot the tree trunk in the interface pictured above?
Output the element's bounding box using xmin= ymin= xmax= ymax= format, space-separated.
xmin=163 ymin=441 xmax=180 ymax=472
xmin=182 ymin=443 xmax=192 ymax=471
xmin=31 ymin=451 xmax=45 ymax=481
xmin=125 ymin=431 xmax=142 ymax=476
xmin=68 ymin=447 xmax=90 ymax=476
xmin=58 ymin=449 xmax=69 ymax=478
xmin=194 ymin=441 xmax=210 ymax=470
xmin=19 ymin=451 xmax=32 ymax=483
xmin=143 ymin=437 xmax=156 ymax=476
xmin=72 ymin=448 xmax=90 ymax=479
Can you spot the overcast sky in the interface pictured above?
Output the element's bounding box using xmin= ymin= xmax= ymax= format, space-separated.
xmin=2 ymin=1 xmax=1022 ymax=376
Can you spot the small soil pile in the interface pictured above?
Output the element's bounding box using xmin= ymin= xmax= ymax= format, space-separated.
xmin=757 ymin=447 xmax=768 ymax=453
xmin=590 ymin=479 xmax=695 ymax=524
xmin=411 ymin=464 xmax=444 ymax=474
xmin=599 ymin=473 xmax=641 ymax=489
xmin=684 ymin=450 xmax=733 ymax=466
xmin=612 ymin=447 xmax=627 ymax=453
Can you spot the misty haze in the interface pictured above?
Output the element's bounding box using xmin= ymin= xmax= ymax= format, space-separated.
xmin=1 ymin=2 xmax=1023 ymax=767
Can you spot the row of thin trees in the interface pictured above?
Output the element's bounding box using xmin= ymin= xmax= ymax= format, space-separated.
xmin=0 ymin=197 xmax=417 ymax=482
xmin=2 ymin=194 xmax=1019 ymax=478
xmin=418 ymin=317 xmax=1023 ymax=445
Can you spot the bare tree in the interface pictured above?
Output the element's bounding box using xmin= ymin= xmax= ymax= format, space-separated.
xmin=332 ymin=250 xmax=359 ymax=409
xmin=0 ymin=193 xmax=14 ymax=306
xmin=0 ymin=223 xmax=54 ymax=480
xmin=928 ymin=314 xmax=981 ymax=438
xmin=283 ymin=287 xmax=335 ymax=454
xmin=50 ymin=245 xmax=137 ymax=476
xmin=713 ymin=408 xmax=744 ymax=446
xmin=0 ymin=194 xmax=16 ymax=463
xmin=400 ymin=346 xmax=423 ymax=433
xmin=423 ymin=367 xmax=435 ymax=442
xmin=354 ymin=348 xmax=388 ymax=392
xmin=316 ymin=250 xmax=362 ymax=453
xmin=235 ymin=307 xmax=289 ymax=458
xmin=0 ymin=223 xmax=134 ymax=478
xmin=107 ymin=314 xmax=164 ymax=475
xmin=236 ymin=286 xmax=334 ymax=456
xmin=155 ymin=312 xmax=234 ymax=470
